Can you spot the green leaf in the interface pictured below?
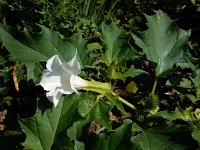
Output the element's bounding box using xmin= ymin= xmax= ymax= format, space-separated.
xmin=131 ymin=124 xmax=193 ymax=150
xmin=155 ymin=107 xmax=195 ymax=122
xmin=106 ymin=93 xmax=125 ymax=113
xmin=186 ymin=94 xmax=199 ymax=103
xmin=87 ymin=42 xmax=103 ymax=51
xmin=85 ymin=119 xmax=134 ymax=150
xmin=101 ymin=22 xmax=131 ymax=66
xmin=74 ymin=140 xmax=85 ymax=150
xmin=131 ymin=10 xmax=191 ymax=77
xmin=0 ymin=25 xmax=90 ymax=82
xmin=126 ymin=81 xmax=138 ymax=93
xmin=114 ymin=66 xmax=147 ymax=81
xmin=166 ymin=76 xmax=192 ymax=88
xmin=191 ymin=129 xmax=200 ymax=143
xmin=67 ymin=117 xmax=90 ymax=141
xmin=78 ymin=94 xmax=112 ymax=129
xmin=19 ymin=94 xmax=84 ymax=150
xmin=69 ymin=34 xmax=94 ymax=67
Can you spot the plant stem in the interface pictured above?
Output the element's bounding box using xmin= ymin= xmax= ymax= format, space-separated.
xmin=151 ymin=78 xmax=158 ymax=95
xmin=85 ymin=80 xmax=111 ymax=94
xmin=112 ymin=92 xmax=137 ymax=110
xmin=118 ymin=96 xmax=137 ymax=110
xmin=79 ymin=77 xmax=138 ymax=111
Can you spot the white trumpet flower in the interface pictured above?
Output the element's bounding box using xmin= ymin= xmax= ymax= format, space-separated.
xmin=40 ymin=52 xmax=111 ymax=106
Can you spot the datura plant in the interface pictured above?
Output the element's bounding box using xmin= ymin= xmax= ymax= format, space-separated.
xmin=39 ymin=51 xmax=136 ymax=109
xmin=0 ymin=10 xmax=198 ymax=150
xmin=40 ymin=51 xmax=111 ymax=106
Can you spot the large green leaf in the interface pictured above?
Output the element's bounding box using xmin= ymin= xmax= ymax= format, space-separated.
xmin=131 ymin=10 xmax=190 ymax=77
xmin=67 ymin=93 xmax=112 ymax=141
xmin=19 ymin=94 xmax=84 ymax=150
xmin=101 ymin=22 xmax=134 ymax=66
xmin=69 ymin=34 xmax=94 ymax=66
xmin=85 ymin=119 xmax=134 ymax=150
xmin=78 ymin=94 xmax=112 ymax=129
xmin=19 ymin=92 xmax=112 ymax=149
xmin=131 ymin=124 xmax=193 ymax=150
xmin=0 ymin=25 xmax=90 ymax=81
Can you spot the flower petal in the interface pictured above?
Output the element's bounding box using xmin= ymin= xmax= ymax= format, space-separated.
xmin=71 ymin=75 xmax=88 ymax=90
xmin=46 ymin=55 xmax=62 ymax=72
xmin=62 ymin=50 xmax=81 ymax=75
xmin=46 ymin=55 xmax=73 ymax=78
xmin=40 ymin=69 xmax=62 ymax=91
xmin=46 ymin=89 xmax=63 ymax=106
xmin=58 ymin=80 xmax=75 ymax=94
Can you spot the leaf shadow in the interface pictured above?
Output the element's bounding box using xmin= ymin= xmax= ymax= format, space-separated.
xmin=37 ymin=95 xmax=53 ymax=115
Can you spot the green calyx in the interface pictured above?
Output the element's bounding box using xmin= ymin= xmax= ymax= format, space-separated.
xmin=82 ymin=80 xmax=111 ymax=94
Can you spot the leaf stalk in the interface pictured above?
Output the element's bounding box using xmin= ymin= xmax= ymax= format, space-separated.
xmin=112 ymin=92 xmax=137 ymax=110
xmin=151 ymin=78 xmax=158 ymax=95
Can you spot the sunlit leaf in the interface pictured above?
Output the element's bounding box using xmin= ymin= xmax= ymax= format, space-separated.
xmin=78 ymin=94 xmax=112 ymax=129
xmin=155 ymin=107 xmax=195 ymax=122
xmin=85 ymin=119 xmax=134 ymax=150
xmin=69 ymin=34 xmax=94 ymax=66
xmin=101 ymin=22 xmax=136 ymax=66
xmin=87 ymin=42 xmax=103 ymax=51
xmin=19 ymin=94 xmax=84 ymax=150
xmin=114 ymin=66 xmax=147 ymax=81
xmin=106 ymin=93 xmax=125 ymax=113
xmin=131 ymin=124 xmax=193 ymax=150
xmin=132 ymin=10 xmax=190 ymax=77
xmin=74 ymin=140 xmax=85 ymax=150
xmin=0 ymin=25 xmax=90 ymax=82
xmin=126 ymin=81 xmax=138 ymax=93
xmin=192 ymin=129 xmax=200 ymax=143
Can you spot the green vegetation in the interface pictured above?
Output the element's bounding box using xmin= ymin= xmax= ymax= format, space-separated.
xmin=0 ymin=0 xmax=200 ymax=149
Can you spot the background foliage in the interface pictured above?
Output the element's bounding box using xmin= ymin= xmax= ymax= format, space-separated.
xmin=0 ymin=0 xmax=200 ymax=149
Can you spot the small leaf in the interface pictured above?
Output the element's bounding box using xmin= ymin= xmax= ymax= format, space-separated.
xmin=179 ymin=78 xmax=192 ymax=88
xmin=74 ymin=140 xmax=85 ymax=150
xmin=155 ymin=108 xmax=184 ymax=122
xmin=132 ymin=123 xmax=143 ymax=132
xmin=106 ymin=93 xmax=125 ymax=113
xmin=87 ymin=42 xmax=103 ymax=51
xmin=192 ymin=129 xmax=200 ymax=143
xmin=106 ymin=60 xmax=117 ymax=79
xmin=126 ymin=81 xmax=138 ymax=93
xmin=114 ymin=66 xmax=147 ymax=81
xmin=187 ymin=94 xmax=199 ymax=103
xmin=155 ymin=107 xmax=195 ymax=122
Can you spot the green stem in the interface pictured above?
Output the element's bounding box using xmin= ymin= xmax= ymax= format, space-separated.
xmin=82 ymin=80 xmax=111 ymax=95
xmin=151 ymin=78 xmax=158 ymax=95
xmin=112 ymin=92 xmax=137 ymax=110
xmin=118 ymin=96 xmax=137 ymax=110
xmin=79 ymin=78 xmax=138 ymax=111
